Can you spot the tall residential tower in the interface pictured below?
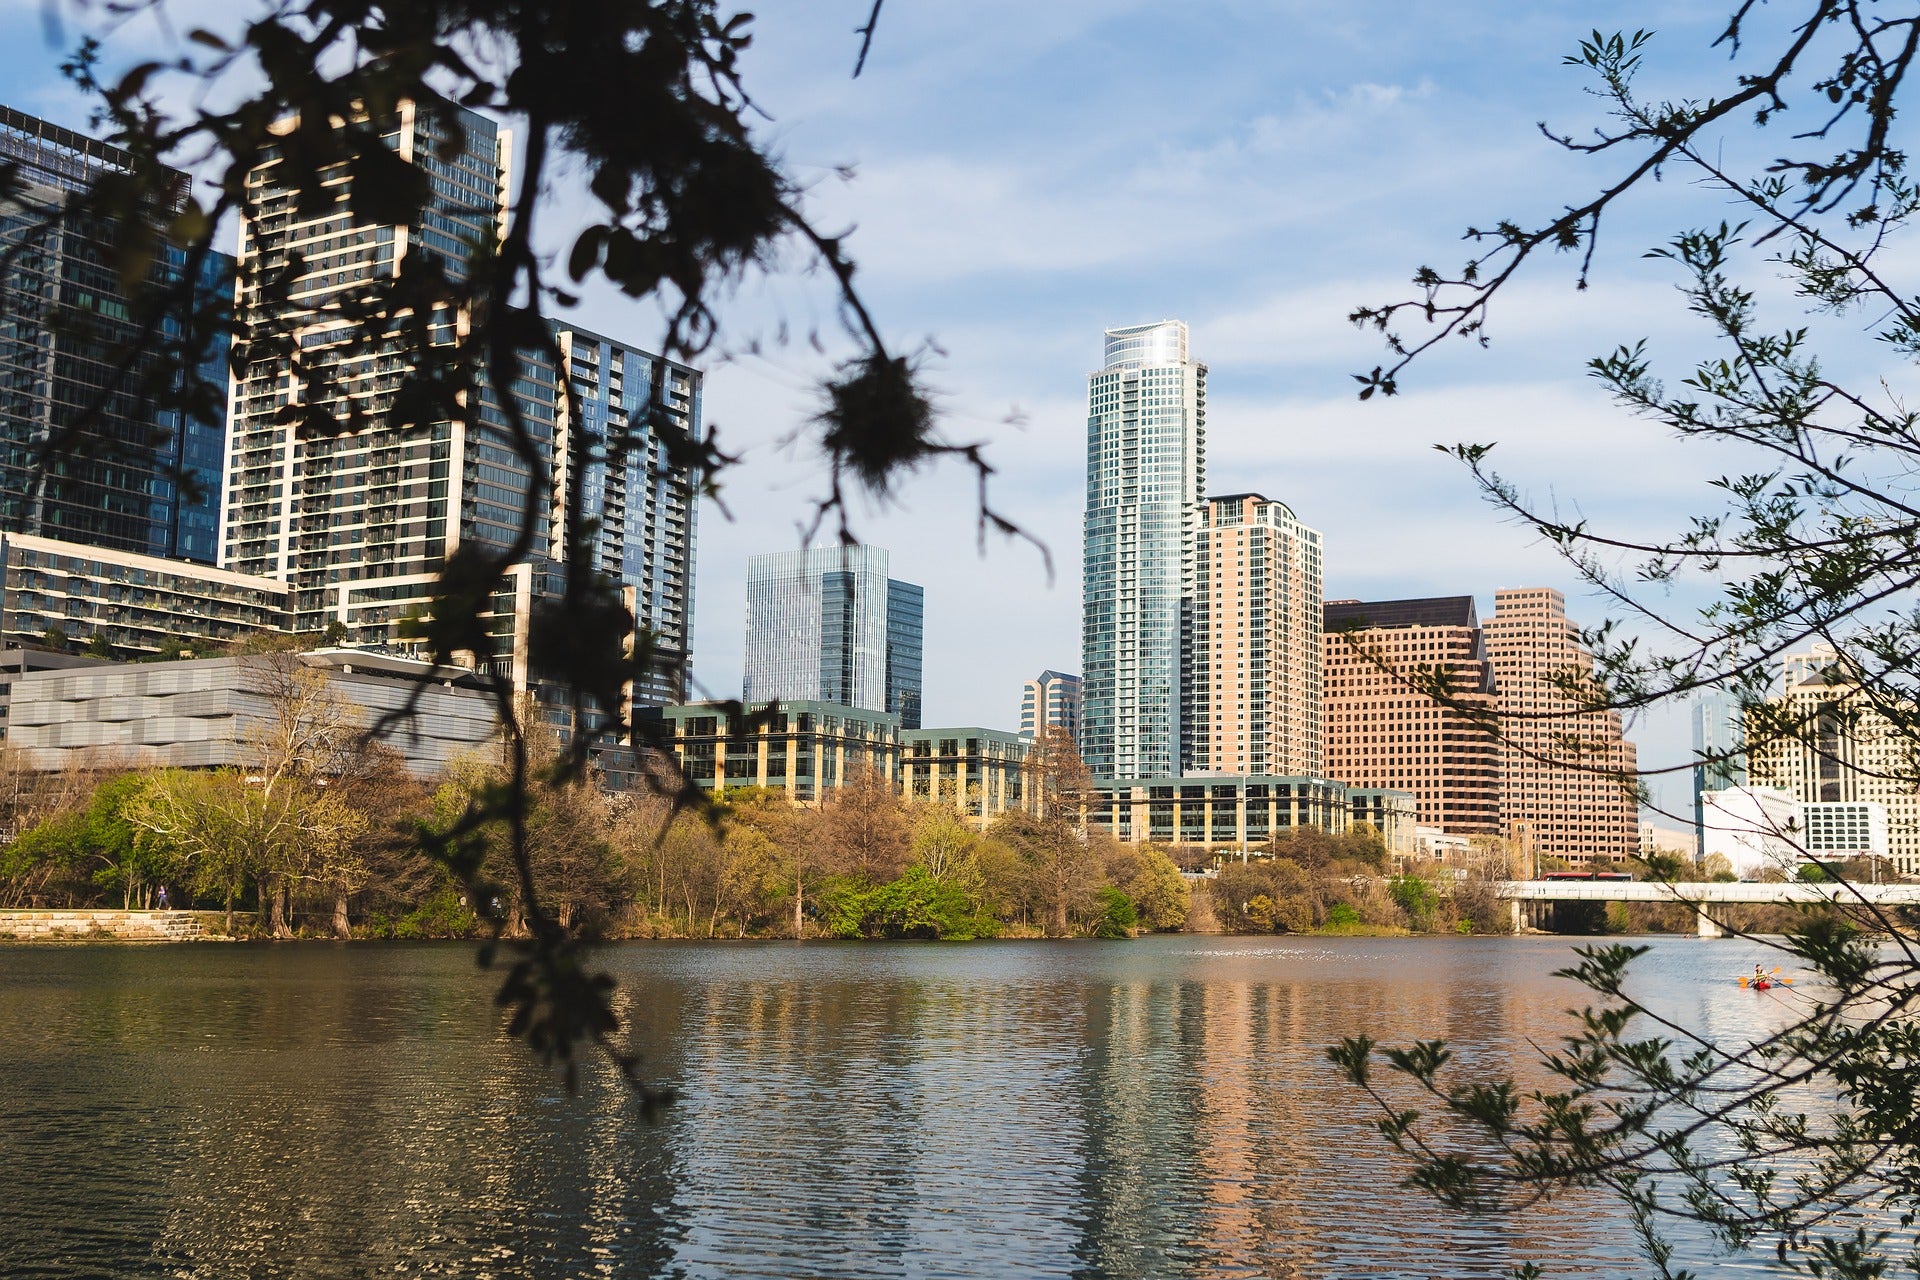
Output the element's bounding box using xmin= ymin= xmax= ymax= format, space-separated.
xmin=1081 ymin=320 xmax=1206 ymax=779
xmin=1190 ymin=493 xmax=1323 ymax=776
xmin=0 ymin=106 xmax=233 ymax=564
xmin=222 ymin=97 xmax=701 ymax=700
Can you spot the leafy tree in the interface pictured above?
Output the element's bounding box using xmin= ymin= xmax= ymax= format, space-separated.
xmin=814 ymin=764 xmax=910 ymax=885
xmin=1338 ymin=4 xmax=1920 ymax=1273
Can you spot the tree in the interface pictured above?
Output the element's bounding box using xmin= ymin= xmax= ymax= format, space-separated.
xmin=1023 ymin=725 xmax=1092 ymax=826
xmin=814 ymin=765 xmax=911 ymax=885
xmin=23 ymin=0 xmax=997 ymax=1091
xmin=1337 ymin=5 xmax=1920 ymax=1273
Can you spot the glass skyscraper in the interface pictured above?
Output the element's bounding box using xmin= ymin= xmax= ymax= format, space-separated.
xmin=744 ymin=544 xmax=923 ymax=728
xmin=0 ymin=106 xmax=233 ymax=564
xmin=1081 ymin=320 xmax=1206 ymax=779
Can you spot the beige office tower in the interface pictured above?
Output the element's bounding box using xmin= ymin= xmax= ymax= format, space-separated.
xmin=1749 ymin=642 xmax=1920 ymax=876
xmin=1189 ymin=493 xmax=1323 ymax=776
xmin=1322 ymin=596 xmax=1500 ymax=834
xmin=1484 ymin=588 xmax=1639 ymax=866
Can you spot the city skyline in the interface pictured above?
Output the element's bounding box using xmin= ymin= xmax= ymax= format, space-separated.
xmin=0 ymin=2 xmax=1826 ymax=815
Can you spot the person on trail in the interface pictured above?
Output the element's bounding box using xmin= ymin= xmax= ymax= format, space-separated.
xmin=156 ymin=885 xmax=169 ymax=911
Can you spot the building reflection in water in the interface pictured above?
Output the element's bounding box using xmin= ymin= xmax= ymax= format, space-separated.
xmin=0 ymin=936 xmax=1800 ymax=1277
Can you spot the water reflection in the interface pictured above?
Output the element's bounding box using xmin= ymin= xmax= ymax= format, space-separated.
xmin=0 ymin=935 xmax=1800 ymax=1277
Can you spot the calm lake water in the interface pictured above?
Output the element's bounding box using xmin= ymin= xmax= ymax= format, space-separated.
xmin=0 ymin=934 xmax=1806 ymax=1278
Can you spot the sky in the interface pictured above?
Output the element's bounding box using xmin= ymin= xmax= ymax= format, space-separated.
xmin=0 ymin=0 xmax=1891 ymax=820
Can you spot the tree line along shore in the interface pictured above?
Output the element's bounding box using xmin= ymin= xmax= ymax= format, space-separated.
xmin=8 ymin=736 xmax=1824 ymax=942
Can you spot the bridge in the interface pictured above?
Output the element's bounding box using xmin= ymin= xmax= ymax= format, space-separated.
xmin=1491 ymin=880 xmax=1920 ymax=937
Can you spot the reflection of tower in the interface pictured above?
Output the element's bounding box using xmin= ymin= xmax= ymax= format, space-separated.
xmin=1081 ymin=320 xmax=1206 ymax=779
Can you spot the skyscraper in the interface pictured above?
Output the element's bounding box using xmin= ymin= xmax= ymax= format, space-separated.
xmin=222 ymin=96 xmax=701 ymax=700
xmin=0 ymin=106 xmax=233 ymax=564
xmin=1190 ymin=493 xmax=1323 ymax=776
xmin=1691 ymin=688 xmax=1748 ymax=861
xmin=1484 ymin=588 xmax=1639 ymax=865
xmin=1322 ymin=596 xmax=1501 ymax=835
xmin=1081 ymin=320 xmax=1206 ymax=779
xmin=1020 ymin=669 xmax=1082 ymax=741
xmin=743 ymin=545 xmax=923 ymax=727
xmin=553 ymin=325 xmax=702 ymax=705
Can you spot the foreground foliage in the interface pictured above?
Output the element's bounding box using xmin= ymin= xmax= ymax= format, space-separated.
xmin=1345 ymin=2 xmax=1920 ymax=1273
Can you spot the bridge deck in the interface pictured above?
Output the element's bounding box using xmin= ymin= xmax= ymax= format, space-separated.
xmin=1495 ymin=880 xmax=1920 ymax=905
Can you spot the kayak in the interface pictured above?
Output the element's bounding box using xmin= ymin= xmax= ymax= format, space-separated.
xmin=1751 ymin=980 xmax=1771 ymax=991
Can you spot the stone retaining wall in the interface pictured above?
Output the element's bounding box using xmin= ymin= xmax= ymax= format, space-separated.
xmin=0 ymin=910 xmax=210 ymax=941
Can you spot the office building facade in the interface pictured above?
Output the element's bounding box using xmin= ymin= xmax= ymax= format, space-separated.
xmin=1747 ymin=642 xmax=1920 ymax=875
xmin=743 ymin=545 xmax=923 ymax=728
xmin=642 ymin=699 xmax=900 ymax=803
xmin=1081 ymin=320 xmax=1206 ymax=779
xmin=1322 ymin=596 xmax=1501 ymax=836
xmin=901 ymin=727 xmax=1033 ymax=827
xmin=1484 ymin=588 xmax=1639 ymax=865
xmin=1191 ymin=493 xmax=1323 ymax=776
xmin=0 ymin=106 xmax=233 ymax=565
xmin=1019 ymin=669 xmax=1082 ymax=741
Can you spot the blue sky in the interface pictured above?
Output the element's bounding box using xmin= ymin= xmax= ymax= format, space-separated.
xmin=2 ymin=0 xmax=1878 ymax=822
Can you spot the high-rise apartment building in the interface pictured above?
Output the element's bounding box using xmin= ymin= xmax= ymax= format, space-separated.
xmin=222 ymin=97 xmax=701 ymax=700
xmin=1747 ymin=642 xmax=1920 ymax=875
xmin=553 ymin=326 xmax=701 ymax=704
xmin=0 ymin=106 xmax=233 ymax=564
xmin=1190 ymin=493 xmax=1323 ymax=776
xmin=1081 ymin=320 xmax=1206 ymax=779
xmin=1484 ymin=588 xmax=1639 ymax=865
xmin=743 ymin=545 xmax=923 ymax=728
xmin=1322 ymin=596 xmax=1500 ymax=835
xmin=1019 ymin=669 xmax=1082 ymax=741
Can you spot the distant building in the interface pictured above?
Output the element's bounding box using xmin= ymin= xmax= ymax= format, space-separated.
xmin=1322 ymin=596 xmax=1500 ymax=836
xmin=1087 ymin=775 xmax=1350 ymax=850
xmin=1802 ymin=800 xmax=1889 ymax=866
xmin=1692 ymin=688 xmax=1749 ymax=861
xmin=641 ymin=699 xmax=900 ymax=803
xmin=1019 ymin=669 xmax=1081 ymax=741
xmin=552 ymin=325 xmax=703 ymax=707
xmin=1191 ymin=493 xmax=1323 ymax=777
xmin=742 ymin=545 xmax=923 ymax=728
xmin=1345 ymin=788 xmax=1418 ymax=857
xmin=901 ymin=727 xmax=1033 ymax=827
xmin=0 ymin=105 xmax=234 ymax=564
xmin=7 ymin=649 xmax=501 ymax=778
xmin=1747 ymin=642 xmax=1920 ymax=875
xmin=1700 ymin=785 xmax=1801 ymax=879
xmin=1484 ymin=588 xmax=1640 ymax=866
xmin=1081 ymin=320 xmax=1206 ymax=780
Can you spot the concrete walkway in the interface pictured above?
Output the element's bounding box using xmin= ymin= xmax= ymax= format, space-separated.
xmin=0 ymin=910 xmax=210 ymax=941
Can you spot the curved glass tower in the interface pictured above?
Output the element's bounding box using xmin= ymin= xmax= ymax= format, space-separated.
xmin=1081 ymin=321 xmax=1206 ymax=779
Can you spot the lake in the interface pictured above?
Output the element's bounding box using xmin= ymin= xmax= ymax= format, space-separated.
xmin=0 ymin=934 xmax=1802 ymax=1277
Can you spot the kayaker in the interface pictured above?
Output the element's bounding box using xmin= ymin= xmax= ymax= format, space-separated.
xmin=1754 ymin=964 xmax=1766 ymax=985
